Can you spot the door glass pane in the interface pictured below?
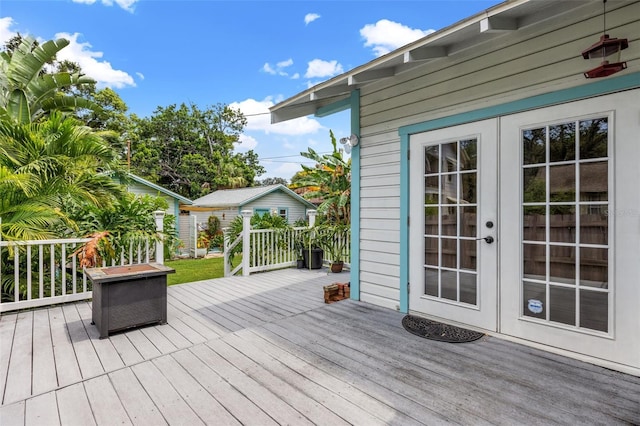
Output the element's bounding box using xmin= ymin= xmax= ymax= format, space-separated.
xmin=441 ymin=270 xmax=457 ymax=301
xmin=460 ymin=240 xmax=477 ymax=271
xmin=521 ymin=117 xmax=609 ymax=333
xmin=523 ymin=243 xmax=545 ymax=280
xmin=580 ymin=247 xmax=608 ymax=288
xmin=523 ymin=128 xmax=546 ymax=165
xmin=459 ymin=139 xmax=477 ymax=170
xmin=549 ymin=165 xmax=575 ymax=202
xmin=425 ymin=268 xmax=438 ymax=296
xmin=580 ymin=162 xmax=608 ymax=201
xmin=424 ymin=207 xmax=438 ymax=235
xmin=549 ymin=245 xmax=575 ymax=284
xmin=440 ymin=206 xmax=457 ymax=236
xmin=424 ymin=237 xmax=438 ymax=266
xmin=550 ymin=286 xmax=575 ymax=326
xmin=460 ymin=273 xmax=477 ymax=305
xmin=549 ymin=206 xmax=575 ymax=243
xmin=579 ymin=118 xmax=608 ymax=159
xmin=549 ymin=123 xmax=576 ymax=162
xmin=523 ymin=206 xmax=546 ymax=241
xmin=425 ymin=145 xmax=439 ymax=174
xmin=580 ymin=205 xmax=608 ymax=245
xmin=523 ymin=167 xmax=546 ymax=203
xmin=422 ymin=138 xmax=479 ymax=306
xmin=460 ymin=207 xmax=477 ymax=238
xmin=580 ymin=290 xmax=608 ymax=332
xmin=523 ymin=281 xmax=546 ymax=320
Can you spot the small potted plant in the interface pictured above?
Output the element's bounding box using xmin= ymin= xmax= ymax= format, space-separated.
xmin=296 ymin=228 xmax=323 ymax=269
xmin=317 ymin=224 xmax=349 ymax=273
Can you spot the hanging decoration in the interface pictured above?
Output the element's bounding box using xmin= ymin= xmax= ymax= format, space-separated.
xmin=582 ymin=0 xmax=629 ymax=78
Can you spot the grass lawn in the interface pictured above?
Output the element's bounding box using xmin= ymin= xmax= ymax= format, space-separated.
xmin=164 ymin=256 xmax=225 ymax=286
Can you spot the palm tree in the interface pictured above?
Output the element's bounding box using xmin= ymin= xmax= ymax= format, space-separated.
xmin=0 ymin=36 xmax=99 ymax=124
xmin=0 ymin=112 xmax=124 ymax=240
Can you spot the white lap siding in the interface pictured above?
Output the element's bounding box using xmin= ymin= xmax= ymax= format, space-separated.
xmin=356 ymin=1 xmax=640 ymax=309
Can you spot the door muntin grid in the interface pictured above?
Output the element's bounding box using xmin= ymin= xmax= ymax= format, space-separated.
xmin=521 ymin=117 xmax=610 ymax=333
xmin=423 ymin=139 xmax=478 ymax=306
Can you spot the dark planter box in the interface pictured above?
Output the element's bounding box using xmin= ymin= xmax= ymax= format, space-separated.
xmin=302 ymin=248 xmax=323 ymax=269
xmin=86 ymin=263 xmax=175 ymax=339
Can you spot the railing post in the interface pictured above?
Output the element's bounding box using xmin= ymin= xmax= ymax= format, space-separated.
xmin=154 ymin=211 xmax=165 ymax=265
xmin=307 ymin=210 xmax=317 ymax=228
xmin=241 ymin=210 xmax=252 ymax=276
xmin=223 ymin=227 xmax=230 ymax=277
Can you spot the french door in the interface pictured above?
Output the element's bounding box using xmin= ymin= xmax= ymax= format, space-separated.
xmin=409 ymin=119 xmax=498 ymax=331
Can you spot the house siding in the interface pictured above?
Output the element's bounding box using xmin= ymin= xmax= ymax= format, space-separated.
xmin=127 ymin=182 xmax=179 ymax=214
xmin=356 ymin=1 xmax=640 ymax=309
xmin=242 ymin=191 xmax=310 ymax=225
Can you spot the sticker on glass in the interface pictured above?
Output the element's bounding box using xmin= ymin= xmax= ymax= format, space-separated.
xmin=528 ymin=299 xmax=543 ymax=314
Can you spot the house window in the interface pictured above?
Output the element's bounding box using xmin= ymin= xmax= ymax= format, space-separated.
xmin=521 ymin=117 xmax=609 ymax=333
xmin=254 ymin=208 xmax=270 ymax=217
xmin=278 ymin=208 xmax=288 ymax=220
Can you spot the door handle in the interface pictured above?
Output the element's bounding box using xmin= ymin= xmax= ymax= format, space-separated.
xmin=476 ymin=236 xmax=494 ymax=244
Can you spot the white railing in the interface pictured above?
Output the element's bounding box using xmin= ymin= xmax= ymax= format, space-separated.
xmin=0 ymin=211 xmax=165 ymax=313
xmin=223 ymin=210 xmax=351 ymax=277
xmin=0 ymin=238 xmax=157 ymax=313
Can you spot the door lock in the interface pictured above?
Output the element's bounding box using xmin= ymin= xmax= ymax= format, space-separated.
xmin=476 ymin=236 xmax=494 ymax=244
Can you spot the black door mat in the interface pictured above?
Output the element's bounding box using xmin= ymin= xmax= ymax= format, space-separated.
xmin=402 ymin=315 xmax=484 ymax=343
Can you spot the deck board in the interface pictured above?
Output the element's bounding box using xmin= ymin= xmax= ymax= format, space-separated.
xmin=0 ymin=267 xmax=638 ymax=425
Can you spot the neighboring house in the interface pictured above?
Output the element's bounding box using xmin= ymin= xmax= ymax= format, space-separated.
xmin=270 ymin=1 xmax=640 ymax=375
xmin=122 ymin=173 xmax=193 ymax=246
xmin=187 ymin=184 xmax=317 ymax=229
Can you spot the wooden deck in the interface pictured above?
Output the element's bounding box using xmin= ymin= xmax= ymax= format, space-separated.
xmin=0 ymin=268 xmax=638 ymax=425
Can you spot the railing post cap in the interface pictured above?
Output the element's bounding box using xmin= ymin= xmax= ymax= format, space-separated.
xmin=153 ymin=210 xmax=166 ymax=219
xmin=307 ymin=210 xmax=317 ymax=216
xmin=241 ymin=210 xmax=253 ymax=218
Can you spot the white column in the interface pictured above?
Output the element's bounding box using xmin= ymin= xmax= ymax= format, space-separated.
xmin=222 ymin=227 xmax=230 ymax=277
xmin=241 ymin=210 xmax=252 ymax=276
xmin=307 ymin=209 xmax=317 ymax=228
xmin=153 ymin=210 xmax=165 ymax=265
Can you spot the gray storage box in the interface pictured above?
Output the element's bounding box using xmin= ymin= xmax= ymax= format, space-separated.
xmin=86 ymin=263 xmax=175 ymax=339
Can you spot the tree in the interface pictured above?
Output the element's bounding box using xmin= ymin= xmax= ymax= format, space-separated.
xmin=0 ymin=36 xmax=100 ymax=124
xmin=129 ymin=103 xmax=265 ymax=199
xmin=0 ymin=112 xmax=124 ymax=240
xmin=291 ymin=130 xmax=351 ymax=225
xmin=259 ymin=177 xmax=289 ymax=186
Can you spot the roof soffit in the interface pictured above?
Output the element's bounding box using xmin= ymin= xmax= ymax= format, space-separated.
xmin=270 ymin=0 xmax=598 ymax=123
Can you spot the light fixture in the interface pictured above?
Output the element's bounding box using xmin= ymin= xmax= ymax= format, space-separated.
xmin=582 ymin=0 xmax=628 ymax=79
xmin=339 ymin=134 xmax=359 ymax=154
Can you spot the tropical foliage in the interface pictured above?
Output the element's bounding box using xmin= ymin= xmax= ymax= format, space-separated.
xmin=0 ymin=36 xmax=100 ymax=124
xmin=290 ymin=130 xmax=351 ymax=225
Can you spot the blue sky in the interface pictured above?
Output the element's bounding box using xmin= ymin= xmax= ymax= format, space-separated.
xmin=1 ymin=0 xmax=498 ymax=181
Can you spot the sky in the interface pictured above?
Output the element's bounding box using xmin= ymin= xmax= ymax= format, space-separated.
xmin=0 ymin=0 xmax=499 ymax=181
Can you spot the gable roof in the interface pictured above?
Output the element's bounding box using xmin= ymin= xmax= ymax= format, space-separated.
xmin=127 ymin=173 xmax=193 ymax=204
xmin=191 ymin=184 xmax=317 ymax=209
xmin=269 ymin=0 xmax=598 ymax=123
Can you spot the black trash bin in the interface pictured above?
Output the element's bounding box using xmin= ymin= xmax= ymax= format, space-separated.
xmin=302 ymin=248 xmax=323 ymax=269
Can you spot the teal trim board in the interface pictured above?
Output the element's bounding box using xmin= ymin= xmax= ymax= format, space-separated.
xmin=316 ymin=96 xmax=352 ymax=118
xmin=349 ymin=90 xmax=361 ymax=301
xmin=399 ymin=133 xmax=409 ymax=313
xmin=398 ymin=72 xmax=639 ymax=314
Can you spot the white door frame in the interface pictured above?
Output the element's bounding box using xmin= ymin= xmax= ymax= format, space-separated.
xmin=499 ymin=91 xmax=640 ymax=373
xmin=409 ymin=119 xmax=498 ymax=331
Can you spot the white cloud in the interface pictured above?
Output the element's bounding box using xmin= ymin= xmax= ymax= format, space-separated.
xmin=0 ymin=17 xmax=17 ymax=45
xmin=275 ymin=162 xmax=305 ymax=177
xmin=304 ymin=59 xmax=343 ymax=79
xmin=229 ymin=97 xmax=324 ymax=136
xmin=54 ymin=32 xmax=135 ymax=89
xmin=360 ymin=19 xmax=435 ymax=57
xmin=304 ymin=13 xmax=321 ymax=25
xmin=291 ymin=73 xmax=300 ymax=80
xmin=135 ymin=72 xmax=145 ymax=80
xmin=236 ymin=134 xmax=258 ymax=151
xmin=72 ymin=0 xmax=138 ymax=12
xmin=261 ymin=58 xmax=294 ymax=77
